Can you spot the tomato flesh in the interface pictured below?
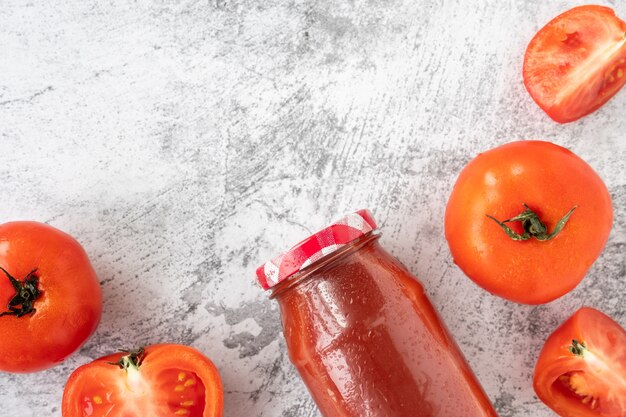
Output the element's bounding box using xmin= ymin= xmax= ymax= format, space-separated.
xmin=82 ymin=369 xmax=205 ymax=417
xmin=523 ymin=5 xmax=626 ymax=123
xmin=157 ymin=369 xmax=207 ymax=416
xmin=534 ymin=308 xmax=626 ymax=417
xmin=63 ymin=344 xmax=223 ymax=417
xmin=79 ymin=368 xmax=207 ymax=416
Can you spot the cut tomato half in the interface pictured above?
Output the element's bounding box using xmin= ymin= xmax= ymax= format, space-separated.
xmin=523 ymin=5 xmax=626 ymax=123
xmin=534 ymin=307 xmax=626 ymax=417
xmin=62 ymin=344 xmax=223 ymax=417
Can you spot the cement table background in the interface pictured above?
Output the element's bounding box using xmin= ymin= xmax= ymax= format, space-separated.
xmin=1 ymin=1 xmax=625 ymax=416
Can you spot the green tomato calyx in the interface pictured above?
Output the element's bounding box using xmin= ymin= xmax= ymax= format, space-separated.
xmin=0 ymin=267 xmax=41 ymax=318
xmin=486 ymin=203 xmax=577 ymax=241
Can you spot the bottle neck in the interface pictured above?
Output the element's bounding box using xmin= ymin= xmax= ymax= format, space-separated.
xmin=269 ymin=230 xmax=381 ymax=300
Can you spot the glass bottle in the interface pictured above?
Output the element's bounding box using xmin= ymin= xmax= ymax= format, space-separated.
xmin=257 ymin=210 xmax=498 ymax=417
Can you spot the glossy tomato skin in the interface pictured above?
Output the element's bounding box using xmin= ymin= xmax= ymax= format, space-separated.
xmin=0 ymin=222 xmax=102 ymax=372
xmin=524 ymin=6 xmax=626 ymax=123
xmin=62 ymin=344 xmax=224 ymax=417
xmin=445 ymin=141 xmax=612 ymax=304
xmin=534 ymin=307 xmax=626 ymax=417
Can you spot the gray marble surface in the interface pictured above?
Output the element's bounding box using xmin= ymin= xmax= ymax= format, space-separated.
xmin=1 ymin=1 xmax=625 ymax=416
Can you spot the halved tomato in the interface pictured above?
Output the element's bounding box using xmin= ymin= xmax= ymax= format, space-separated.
xmin=62 ymin=344 xmax=223 ymax=417
xmin=523 ymin=5 xmax=626 ymax=123
xmin=534 ymin=307 xmax=626 ymax=417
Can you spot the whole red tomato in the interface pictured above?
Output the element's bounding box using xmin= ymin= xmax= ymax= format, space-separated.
xmin=534 ymin=307 xmax=626 ymax=417
xmin=62 ymin=344 xmax=224 ymax=417
xmin=0 ymin=221 xmax=102 ymax=372
xmin=445 ymin=141 xmax=612 ymax=304
xmin=524 ymin=5 xmax=626 ymax=123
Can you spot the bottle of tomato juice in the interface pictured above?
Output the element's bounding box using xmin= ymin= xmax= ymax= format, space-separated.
xmin=256 ymin=210 xmax=498 ymax=417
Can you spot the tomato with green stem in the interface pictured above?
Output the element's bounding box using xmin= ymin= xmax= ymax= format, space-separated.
xmin=0 ymin=221 xmax=102 ymax=372
xmin=62 ymin=344 xmax=224 ymax=417
xmin=445 ymin=141 xmax=612 ymax=304
xmin=534 ymin=307 xmax=626 ymax=416
xmin=523 ymin=5 xmax=626 ymax=123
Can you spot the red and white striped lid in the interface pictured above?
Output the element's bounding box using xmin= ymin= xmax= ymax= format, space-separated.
xmin=256 ymin=209 xmax=378 ymax=290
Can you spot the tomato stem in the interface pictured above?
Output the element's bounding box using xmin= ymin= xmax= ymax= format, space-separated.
xmin=108 ymin=347 xmax=145 ymax=372
xmin=0 ymin=267 xmax=41 ymax=318
xmin=486 ymin=204 xmax=577 ymax=241
xmin=569 ymin=339 xmax=587 ymax=357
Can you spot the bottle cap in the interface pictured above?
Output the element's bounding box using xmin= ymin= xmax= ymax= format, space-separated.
xmin=256 ymin=209 xmax=378 ymax=289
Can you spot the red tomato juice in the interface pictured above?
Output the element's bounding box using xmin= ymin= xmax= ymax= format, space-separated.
xmin=264 ymin=225 xmax=498 ymax=417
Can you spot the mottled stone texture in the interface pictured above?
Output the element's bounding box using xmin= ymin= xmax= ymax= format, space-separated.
xmin=1 ymin=1 xmax=625 ymax=416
